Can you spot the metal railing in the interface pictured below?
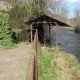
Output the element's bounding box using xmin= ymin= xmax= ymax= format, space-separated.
xmin=27 ymin=29 xmax=43 ymax=80
xmin=33 ymin=29 xmax=43 ymax=80
xmin=33 ymin=29 xmax=38 ymax=80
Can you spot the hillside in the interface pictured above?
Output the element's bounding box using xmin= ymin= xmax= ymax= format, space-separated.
xmin=0 ymin=1 xmax=12 ymax=11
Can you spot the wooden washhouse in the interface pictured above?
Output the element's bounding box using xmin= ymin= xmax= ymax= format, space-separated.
xmin=25 ymin=15 xmax=69 ymax=44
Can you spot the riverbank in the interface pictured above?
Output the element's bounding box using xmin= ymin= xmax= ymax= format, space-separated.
xmin=41 ymin=47 xmax=80 ymax=80
xmin=60 ymin=26 xmax=74 ymax=31
xmin=50 ymin=27 xmax=80 ymax=62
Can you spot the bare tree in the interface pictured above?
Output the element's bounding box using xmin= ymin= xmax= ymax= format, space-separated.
xmin=44 ymin=0 xmax=69 ymax=22
xmin=4 ymin=0 xmax=69 ymax=23
xmin=73 ymin=6 xmax=80 ymax=29
xmin=33 ymin=0 xmax=47 ymax=14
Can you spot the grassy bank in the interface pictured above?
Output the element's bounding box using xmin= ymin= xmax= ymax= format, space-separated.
xmin=41 ymin=47 xmax=80 ymax=80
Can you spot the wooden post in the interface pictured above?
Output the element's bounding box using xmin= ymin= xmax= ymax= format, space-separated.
xmin=49 ymin=24 xmax=50 ymax=41
xmin=30 ymin=24 xmax=33 ymax=43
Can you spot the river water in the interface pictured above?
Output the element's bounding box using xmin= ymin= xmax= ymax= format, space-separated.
xmin=50 ymin=28 xmax=80 ymax=61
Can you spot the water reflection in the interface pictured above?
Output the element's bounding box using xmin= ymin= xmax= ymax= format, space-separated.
xmin=50 ymin=28 xmax=80 ymax=61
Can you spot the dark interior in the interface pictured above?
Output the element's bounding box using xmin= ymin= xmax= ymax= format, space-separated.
xmin=33 ymin=24 xmax=44 ymax=44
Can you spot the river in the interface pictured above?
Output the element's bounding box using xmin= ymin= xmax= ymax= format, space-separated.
xmin=50 ymin=28 xmax=80 ymax=61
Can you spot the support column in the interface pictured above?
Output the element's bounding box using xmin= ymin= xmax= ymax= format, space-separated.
xmin=49 ymin=24 xmax=50 ymax=40
xmin=30 ymin=24 xmax=33 ymax=43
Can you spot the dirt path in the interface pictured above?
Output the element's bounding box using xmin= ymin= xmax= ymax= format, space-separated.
xmin=0 ymin=43 xmax=33 ymax=80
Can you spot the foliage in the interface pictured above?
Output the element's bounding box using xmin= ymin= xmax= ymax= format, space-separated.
xmin=41 ymin=47 xmax=80 ymax=80
xmin=8 ymin=4 xmax=40 ymax=28
xmin=25 ymin=4 xmax=41 ymax=20
xmin=70 ymin=24 xmax=76 ymax=29
xmin=73 ymin=5 xmax=80 ymax=29
xmin=12 ymin=29 xmax=30 ymax=43
xmin=0 ymin=11 xmax=14 ymax=49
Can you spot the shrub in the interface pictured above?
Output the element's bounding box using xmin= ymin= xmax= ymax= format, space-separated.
xmin=0 ymin=11 xmax=14 ymax=49
xmin=12 ymin=29 xmax=30 ymax=43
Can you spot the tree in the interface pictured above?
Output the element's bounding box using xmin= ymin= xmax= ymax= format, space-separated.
xmin=9 ymin=4 xmax=39 ymax=28
xmin=73 ymin=6 xmax=80 ymax=29
xmin=31 ymin=0 xmax=69 ymax=22
xmin=46 ymin=0 xmax=69 ymax=17
xmin=33 ymin=0 xmax=46 ymax=14
xmin=3 ymin=0 xmax=69 ymax=28
xmin=0 ymin=11 xmax=14 ymax=48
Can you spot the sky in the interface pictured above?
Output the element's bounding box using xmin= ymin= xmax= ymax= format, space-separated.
xmin=65 ymin=0 xmax=80 ymax=18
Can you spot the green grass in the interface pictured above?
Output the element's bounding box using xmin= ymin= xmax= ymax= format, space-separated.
xmin=0 ymin=43 xmax=17 ymax=49
xmin=70 ymin=24 xmax=76 ymax=29
xmin=41 ymin=47 xmax=80 ymax=80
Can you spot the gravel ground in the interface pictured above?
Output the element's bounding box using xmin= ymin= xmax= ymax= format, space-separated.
xmin=0 ymin=43 xmax=33 ymax=80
